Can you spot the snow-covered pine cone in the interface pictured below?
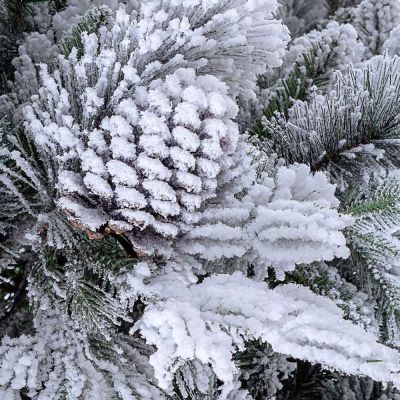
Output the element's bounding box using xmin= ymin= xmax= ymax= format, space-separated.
xmin=55 ymin=66 xmax=240 ymax=239
xmin=24 ymin=2 xmax=279 ymax=242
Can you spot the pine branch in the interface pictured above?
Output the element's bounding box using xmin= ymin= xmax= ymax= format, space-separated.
xmin=277 ymin=361 xmax=331 ymax=400
xmin=251 ymin=18 xmax=363 ymax=138
xmin=60 ymin=6 xmax=111 ymax=58
xmin=261 ymin=56 xmax=400 ymax=180
xmin=0 ymin=120 xmax=56 ymax=236
xmin=251 ymin=44 xmax=332 ymax=137
xmin=276 ymin=361 xmax=389 ymax=400
xmin=345 ymin=179 xmax=400 ymax=219
xmin=235 ymin=340 xmax=295 ymax=399
xmin=339 ymin=178 xmax=400 ymax=347
xmin=29 ymin=234 xmax=141 ymax=339
xmin=0 ymin=257 xmax=32 ymax=325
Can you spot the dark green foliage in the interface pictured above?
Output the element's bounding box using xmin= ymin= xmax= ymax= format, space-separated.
xmin=0 ymin=0 xmax=39 ymax=92
xmin=341 ymin=179 xmax=400 ymax=346
xmin=324 ymin=0 xmax=361 ymax=14
xmin=276 ymin=361 xmax=390 ymax=400
xmin=0 ymin=0 xmax=66 ymax=93
xmin=0 ymin=254 xmax=33 ymax=338
xmin=250 ymin=24 xmax=355 ymax=139
xmin=325 ymin=0 xmax=343 ymax=13
xmin=0 ymin=119 xmax=56 ymax=235
xmin=235 ymin=340 xmax=294 ymax=400
xmin=346 ymin=180 xmax=400 ymax=217
xmin=343 ymin=179 xmax=400 ymax=264
xmin=0 ymin=0 xmax=42 ymax=30
xmin=264 ymin=47 xmax=329 ymax=116
xmin=0 ymin=116 xmax=63 ymax=338
xmin=0 ymin=118 xmax=35 ymax=336
xmin=251 ymin=45 xmax=332 ymax=137
xmin=0 ymin=119 xmax=27 ymax=236
xmin=170 ymin=363 xmax=221 ymax=400
xmin=277 ymin=361 xmax=334 ymax=400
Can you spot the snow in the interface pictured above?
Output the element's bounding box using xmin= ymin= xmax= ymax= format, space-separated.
xmin=140 ymin=273 xmax=400 ymax=396
xmin=115 ymin=186 xmax=147 ymax=209
xmin=172 ymin=127 xmax=200 ymax=152
xmin=107 ymin=160 xmax=138 ymax=187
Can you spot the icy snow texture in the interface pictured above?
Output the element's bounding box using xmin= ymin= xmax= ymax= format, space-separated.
xmin=139 ymin=273 xmax=400 ymax=397
xmin=2 ymin=1 xmax=400 ymax=398
xmin=354 ymin=0 xmax=400 ymax=56
xmin=286 ymin=21 xmax=365 ymax=75
xmin=23 ymin=1 xmax=289 ymax=241
xmin=384 ymin=25 xmax=400 ymax=56
xmin=136 ymin=0 xmax=289 ymax=98
xmin=177 ymin=163 xmax=351 ymax=279
xmin=247 ymin=164 xmax=351 ymax=278
xmin=1 ymin=1 xmax=138 ymax=116
xmin=7 ymin=0 xmax=289 ymax=114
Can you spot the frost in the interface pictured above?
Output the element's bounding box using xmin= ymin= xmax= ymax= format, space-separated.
xmin=355 ymin=0 xmax=400 ymax=56
xmin=177 ymin=163 xmax=351 ymax=279
xmin=139 ymin=273 xmax=400 ymax=396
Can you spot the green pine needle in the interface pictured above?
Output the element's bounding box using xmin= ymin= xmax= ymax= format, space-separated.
xmin=61 ymin=6 xmax=111 ymax=58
